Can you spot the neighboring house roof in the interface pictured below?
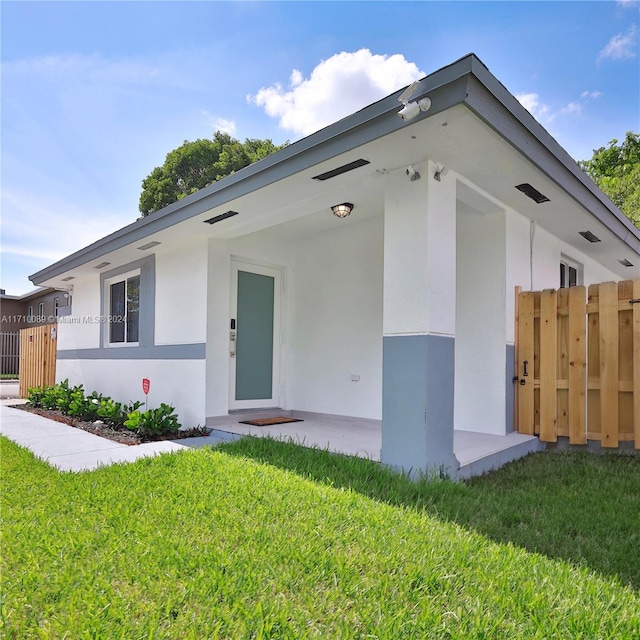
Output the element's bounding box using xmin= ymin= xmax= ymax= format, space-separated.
xmin=0 ymin=287 xmax=57 ymax=301
xmin=30 ymin=53 xmax=640 ymax=287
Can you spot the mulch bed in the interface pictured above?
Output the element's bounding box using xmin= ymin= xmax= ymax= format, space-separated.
xmin=11 ymin=405 xmax=211 ymax=446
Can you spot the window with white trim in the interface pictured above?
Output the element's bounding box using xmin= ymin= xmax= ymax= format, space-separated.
xmin=54 ymin=297 xmax=60 ymax=317
xmin=38 ymin=302 xmax=44 ymax=317
xmin=105 ymin=270 xmax=140 ymax=345
xmin=560 ymin=255 xmax=583 ymax=289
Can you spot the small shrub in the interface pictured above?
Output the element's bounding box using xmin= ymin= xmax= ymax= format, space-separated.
xmin=124 ymin=403 xmax=181 ymax=437
xmin=95 ymin=399 xmax=144 ymax=427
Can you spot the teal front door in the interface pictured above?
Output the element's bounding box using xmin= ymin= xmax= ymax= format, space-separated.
xmin=230 ymin=261 xmax=281 ymax=409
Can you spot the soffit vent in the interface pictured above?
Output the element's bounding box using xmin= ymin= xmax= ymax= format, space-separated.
xmin=204 ymin=210 xmax=239 ymax=225
xmin=618 ymin=258 xmax=634 ymax=267
xmin=312 ymin=159 xmax=370 ymax=181
xmin=61 ymin=276 xmax=75 ymax=282
xmin=137 ymin=241 xmax=161 ymax=251
xmin=579 ymin=230 xmax=601 ymax=243
xmin=94 ymin=262 xmax=111 ymax=269
xmin=515 ymin=183 xmax=550 ymax=204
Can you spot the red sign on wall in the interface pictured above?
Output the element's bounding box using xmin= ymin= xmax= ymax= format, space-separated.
xmin=142 ymin=378 xmax=150 ymax=395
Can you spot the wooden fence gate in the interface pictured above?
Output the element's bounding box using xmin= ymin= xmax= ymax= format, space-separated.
xmin=515 ymin=279 xmax=640 ymax=448
xmin=18 ymin=323 xmax=57 ymax=398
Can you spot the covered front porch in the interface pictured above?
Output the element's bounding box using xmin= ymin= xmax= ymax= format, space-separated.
xmin=207 ymin=410 xmax=543 ymax=479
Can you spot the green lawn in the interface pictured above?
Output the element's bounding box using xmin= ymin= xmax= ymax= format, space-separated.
xmin=1 ymin=436 xmax=639 ymax=639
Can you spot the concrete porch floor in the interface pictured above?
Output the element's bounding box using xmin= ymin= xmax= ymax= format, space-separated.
xmin=207 ymin=410 xmax=544 ymax=478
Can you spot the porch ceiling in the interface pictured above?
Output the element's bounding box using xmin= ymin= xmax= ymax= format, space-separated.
xmin=139 ymin=102 xmax=639 ymax=277
xmin=38 ymin=101 xmax=638 ymax=288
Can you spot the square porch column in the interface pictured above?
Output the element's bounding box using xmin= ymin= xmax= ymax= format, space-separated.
xmin=381 ymin=161 xmax=459 ymax=477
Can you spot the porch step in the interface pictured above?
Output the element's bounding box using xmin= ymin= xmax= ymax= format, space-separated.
xmin=455 ymin=430 xmax=545 ymax=480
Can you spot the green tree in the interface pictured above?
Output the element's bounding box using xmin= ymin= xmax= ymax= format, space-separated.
xmin=579 ymin=131 xmax=640 ymax=228
xmin=139 ymin=131 xmax=286 ymax=216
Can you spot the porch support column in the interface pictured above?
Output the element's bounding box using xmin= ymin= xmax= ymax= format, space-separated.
xmin=381 ymin=160 xmax=459 ymax=477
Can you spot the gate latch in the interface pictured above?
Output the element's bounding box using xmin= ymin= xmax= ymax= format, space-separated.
xmin=630 ymin=298 xmax=640 ymax=304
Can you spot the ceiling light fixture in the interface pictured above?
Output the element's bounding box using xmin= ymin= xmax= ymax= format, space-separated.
xmin=331 ymin=203 xmax=353 ymax=218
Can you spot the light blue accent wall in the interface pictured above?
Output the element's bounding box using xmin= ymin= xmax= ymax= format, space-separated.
xmin=505 ymin=344 xmax=515 ymax=433
xmin=381 ymin=334 xmax=459 ymax=477
xmin=235 ymin=271 xmax=274 ymax=400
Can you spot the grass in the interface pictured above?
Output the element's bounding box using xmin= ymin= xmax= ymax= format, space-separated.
xmin=1 ymin=436 xmax=639 ymax=639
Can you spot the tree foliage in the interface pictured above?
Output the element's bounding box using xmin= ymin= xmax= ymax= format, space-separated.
xmin=139 ymin=132 xmax=286 ymax=216
xmin=579 ymin=131 xmax=640 ymax=228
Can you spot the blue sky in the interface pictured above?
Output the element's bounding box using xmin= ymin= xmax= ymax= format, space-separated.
xmin=1 ymin=1 xmax=638 ymax=295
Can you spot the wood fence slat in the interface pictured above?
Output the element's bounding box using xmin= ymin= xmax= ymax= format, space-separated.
xmin=568 ymin=286 xmax=587 ymax=444
xmin=518 ymin=291 xmax=535 ymax=435
xmin=18 ymin=324 xmax=57 ymax=397
xmin=634 ymin=279 xmax=640 ymax=450
xmin=514 ymin=286 xmax=521 ymax=432
xmin=539 ymin=289 xmax=557 ymax=442
xmin=599 ymin=283 xmax=619 ymax=447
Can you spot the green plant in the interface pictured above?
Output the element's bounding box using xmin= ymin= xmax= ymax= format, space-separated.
xmin=124 ymin=403 xmax=181 ymax=437
xmin=95 ymin=398 xmax=144 ymax=427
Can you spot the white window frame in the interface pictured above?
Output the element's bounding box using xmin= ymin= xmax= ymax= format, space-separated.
xmin=560 ymin=255 xmax=583 ymax=289
xmin=104 ymin=268 xmax=141 ymax=347
xmin=54 ymin=297 xmax=59 ymax=317
xmin=38 ymin=302 xmax=44 ymax=318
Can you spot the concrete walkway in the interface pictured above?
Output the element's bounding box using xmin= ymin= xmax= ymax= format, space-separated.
xmin=0 ymin=400 xmax=235 ymax=472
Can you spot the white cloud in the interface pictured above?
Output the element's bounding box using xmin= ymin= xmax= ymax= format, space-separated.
xmin=515 ymin=93 xmax=551 ymax=120
xmin=516 ymin=89 xmax=603 ymax=123
xmin=200 ymin=111 xmax=237 ymax=136
xmin=248 ymin=49 xmax=424 ymax=137
xmin=599 ymin=24 xmax=638 ymax=61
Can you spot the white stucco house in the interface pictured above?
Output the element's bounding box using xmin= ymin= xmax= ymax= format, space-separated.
xmin=30 ymin=54 xmax=640 ymax=477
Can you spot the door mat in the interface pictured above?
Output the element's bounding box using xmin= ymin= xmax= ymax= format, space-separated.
xmin=239 ymin=417 xmax=304 ymax=427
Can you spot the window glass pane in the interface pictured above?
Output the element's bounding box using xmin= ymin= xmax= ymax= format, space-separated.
xmin=110 ymin=281 xmax=125 ymax=343
xmin=126 ymin=276 xmax=140 ymax=343
xmin=569 ymin=266 xmax=577 ymax=288
xmin=560 ymin=263 xmax=566 ymax=288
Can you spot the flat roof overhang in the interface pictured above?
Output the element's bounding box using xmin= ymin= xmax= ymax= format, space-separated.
xmin=30 ymin=53 xmax=640 ymax=287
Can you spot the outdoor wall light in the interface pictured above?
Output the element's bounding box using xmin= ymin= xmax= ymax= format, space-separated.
xmin=331 ymin=203 xmax=353 ymax=218
xmin=397 ymin=80 xmax=431 ymax=122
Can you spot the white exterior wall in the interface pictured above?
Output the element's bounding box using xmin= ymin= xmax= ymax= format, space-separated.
xmin=57 ymin=273 xmax=101 ymax=350
xmin=505 ymin=210 xmax=620 ymax=343
xmin=56 ymin=358 xmax=206 ymax=427
xmin=155 ymin=239 xmax=208 ymax=345
xmin=56 ymin=241 xmax=210 ymax=427
xmin=455 ymin=203 xmax=507 ymax=434
xmin=205 ymin=217 xmax=384 ymax=420
xmin=292 ymin=216 xmax=383 ymax=419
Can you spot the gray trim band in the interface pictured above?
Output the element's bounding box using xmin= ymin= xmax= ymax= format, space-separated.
xmin=505 ymin=343 xmax=515 ymax=433
xmin=57 ymin=343 xmax=205 ymax=360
